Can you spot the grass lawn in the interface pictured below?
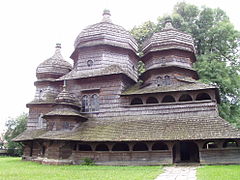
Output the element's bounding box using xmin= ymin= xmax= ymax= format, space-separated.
xmin=0 ymin=157 xmax=162 ymax=180
xmin=197 ymin=165 xmax=240 ymax=180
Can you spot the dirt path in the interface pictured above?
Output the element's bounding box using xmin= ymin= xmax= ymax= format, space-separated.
xmin=155 ymin=166 xmax=197 ymax=180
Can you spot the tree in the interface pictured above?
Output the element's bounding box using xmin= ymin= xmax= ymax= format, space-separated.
xmin=130 ymin=2 xmax=240 ymax=128
xmin=4 ymin=113 xmax=27 ymax=156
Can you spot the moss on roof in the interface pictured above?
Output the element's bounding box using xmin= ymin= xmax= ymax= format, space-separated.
xmin=14 ymin=115 xmax=240 ymax=142
xmin=122 ymin=81 xmax=216 ymax=95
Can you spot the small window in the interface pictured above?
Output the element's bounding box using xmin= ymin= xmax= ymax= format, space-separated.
xmin=156 ymin=76 xmax=162 ymax=87
xmin=38 ymin=114 xmax=43 ymax=128
xmin=87 ymin=60 xmax=93 ymax=67
xmin=63 ymin=122 xmax=70 ymax=129
xmin=112 ymin=143 xmax=129 ymax=151
xmin=203 ymin=141 xmax=218 ymax=149
xmin=48 ymin=122 xmax=55 ymax=131
xmin=162 ymin=95 xmax=176 ymax=103
xmin=133 ymin=142 xmax=148 ymax=151
xmin=130 ymin=98 xmax=143 ymax=105
xmin=196 ymin=93 xmax=211 ymax=101
xmin=78 ymin=144 xmax=92 ymax=151
xmin=146 ymin=97 xmax=158 ymax=104
xmin=223 ymin=140 xmax=238 ymax=148
xmin=82 ymin=95 xmax=89 ymax=112
xmin=163 ymin=75 xmax=171 ymax=85
xmin=91 ymin=94 xmax=99 ymax=112
xmin=95 ymin=144 xmax=109 ymax=151
xmin=152 ymin=142 xmax=168 ymax=150
xmin=179 ymin=94 xmax=193 ymax=102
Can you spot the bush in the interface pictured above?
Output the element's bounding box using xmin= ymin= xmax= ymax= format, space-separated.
xmin=82 ymin=157 xmax=94 ymax=166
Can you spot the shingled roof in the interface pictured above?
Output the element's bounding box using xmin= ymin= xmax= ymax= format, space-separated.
xmin=142 ymin=20 xmax=195 ymax=55
xmin=73 ymin=10 xmax=138 ymax=53
xmin=59 ymin=64 xmax=137 ymax=81
xmin=14 ymin=115 xmax=240 ymax=142
xmin=122 ymin=81 xmax=217 ymax=95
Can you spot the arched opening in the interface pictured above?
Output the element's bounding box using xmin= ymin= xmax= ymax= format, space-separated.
xmin=152 ymin=142 xmax=168 ymax=150
xmin=82 ymin=95 xmax=89 ymax=112
xmin=146 ymin=97 xmax=158 ymax=104
xmin=133 ymin=142 xmax=148 ymax=151
xmin=112 ymin=143 xmax=129 ymax=151
xmin=130 ymin=98 xmax=143 ymax=105
xmin=41 ymin=145 xmax=46 ymax=157
xmin=203 ymin=141 xmax=218 ymax=149
xmin=179 ymin=94 xmax=193 ymax=102
xmin=223 ymin=140 xmax=238 ymax=148
xmin=196 ymin=93 xmax=211 ymax=101
xmin=156 ymin=76 xmax=162 ymax=87
xmin=91 ymin=94 xmax=99 ymax=111
xmin=38 ymin=114 xmax=43 ymax=129
xmin=95 ymin=144 xmax=109 ymax=151
xmin=163 ymin=75 xmax=171 ymax=85
xmin=173 ymin=141 xmax=199 ymax=163
xmin=162 ymin=95 xmax=176 ymax=103
xmin=78 ymin=144 xmax=92 ymax=151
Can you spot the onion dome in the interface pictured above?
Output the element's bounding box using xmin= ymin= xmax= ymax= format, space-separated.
xmin=55 ymin=81 xmax=78 ymax=105
xmin=73 ymin=10 xmax=138 ymax=53
xmin=142 ymin=19 xmax=196 ymax=54
xmin=36 ymin=44 xmax=72 ymax=80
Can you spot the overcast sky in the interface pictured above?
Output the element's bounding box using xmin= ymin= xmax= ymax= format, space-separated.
xmin=0 ymin=0 xmax=239 ymax=133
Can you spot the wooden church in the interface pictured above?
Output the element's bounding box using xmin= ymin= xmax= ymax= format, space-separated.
xmin=14 ymin=10 xmax=240 ymax=165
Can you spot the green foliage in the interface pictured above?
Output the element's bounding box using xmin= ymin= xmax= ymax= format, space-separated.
xmin=197 ymin=165 xmax=240 ymax=180
xmin=130 ymin=21 xmax=156 ymax=49
xmin=4 ymin=113 xmax=27 ymax=156
xmin=81 ymin=157 xmax=94 ymax=166
xmin=130 ymin=2 xmax=240 ymax=127
xmin=0 ymin=157 xmax=163 ymax=180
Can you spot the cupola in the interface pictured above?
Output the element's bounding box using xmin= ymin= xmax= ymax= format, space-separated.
xmin=142 ymin=19 xmax=196 ymax=55
xmin=36 ymin=44 xmax=72 ymax=80
xmin=73 ymin=10 xmax=138 ymax=55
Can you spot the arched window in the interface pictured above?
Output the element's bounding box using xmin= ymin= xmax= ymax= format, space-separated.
xmin=196 ymin=93 xmax=211 ymax=101
xmin=179 ymin=94 xmax=193 ymax=102
xmin=91 ymin=94 xmax=99 ymax=112
xmin=163 ymin=75 xmax=171 ymax=85
xmin=95 ymin=144 xmax=109 ymax=151
xmin=112 ymin=143 xmax=129 ymax=151
xmin=38 ymin=114 xmax=43 ymax=128
xmin=162 ymin=95 xmax=176 ymax=103
xmin=82 ymin=95 xmax=89 ymax=112
xmin=130 ymin=98 xmax=143 ymax=105
xmin=133 ymin=142 xmax=148 ymax=151
xmin=156 ymin=76 xmax=162 ymax=87
xmin=152 ymin=142 xmax=169 ymax=150
xmin=203 ymin=141 xmax=218 ymax=149
xmin=78 ymin=144 xmax=92 ymax=151
xmin=146 ymin=97 xmax=158 ymax=104
xmin=223 ymin=140 xmax=238 ymax=148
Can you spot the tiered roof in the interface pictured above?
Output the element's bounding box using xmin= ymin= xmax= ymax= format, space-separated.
xmin=73 ymin=10 xmax=138 ymax=54
xmin=142 ymin=20 xmax=195 ymax=55
xmin=36 ymin=44 xmax=72 ymax=80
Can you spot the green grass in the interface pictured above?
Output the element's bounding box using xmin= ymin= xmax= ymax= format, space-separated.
xmin=0 ymin=157 xmax=162 ymax=180
xmin=197 ymin=165 xmax=240 ymax=180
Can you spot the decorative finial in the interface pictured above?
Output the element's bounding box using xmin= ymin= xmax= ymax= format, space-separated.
xmin=56 ymin=43 xmax=61 ymax=49
xmin=164 ymin=18 xmax=174 ymax=30
xmin=52 ymin=43 xmax=63 ymax=59
xmin=102 ymin=9 xmax=112 ymax=23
